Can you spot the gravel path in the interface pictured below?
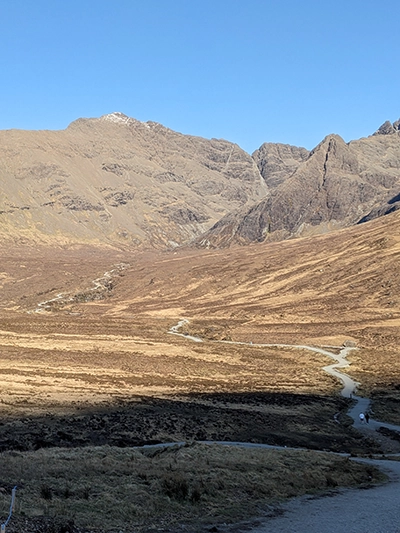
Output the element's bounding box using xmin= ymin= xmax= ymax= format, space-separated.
xmin=169 ymin=321 xmax=400 ymax=532
xmin=170 ymin=321 xmax=400 ymax=433
xmin=248 ymin=458 xmax=400 ymax=533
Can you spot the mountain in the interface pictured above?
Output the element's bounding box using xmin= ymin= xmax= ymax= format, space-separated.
xmin=1 ymin=113 xmax=400 ymax=250
xmin=252 ymin=142 xmax=309 ymax=189
xmin=195 ymin=121 xmax=400 ymax=247
xmin=0 ymin=112 xmax=266 ymax=248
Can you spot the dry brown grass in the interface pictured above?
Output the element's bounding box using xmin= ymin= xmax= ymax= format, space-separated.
xmin=0 ymin=214 xmax=399 ymax=532
xmin=0 ymin=443 xmax=385 ymax=533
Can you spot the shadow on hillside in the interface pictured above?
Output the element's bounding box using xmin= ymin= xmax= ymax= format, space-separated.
xmin=0 ymin=392 xmax=382 ymax=455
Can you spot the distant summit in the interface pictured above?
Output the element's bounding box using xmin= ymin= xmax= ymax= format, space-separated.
xmin=100 ymin=111 xmax=133 ymax=124
xmin=0 ymin=113 xmax=265 ymax=248
xmin=374 ymin=119 xmax=400 ymax=135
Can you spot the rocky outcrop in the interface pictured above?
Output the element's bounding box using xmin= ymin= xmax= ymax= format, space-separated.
xmin=194 ymin=128 xmax=400 ymax=247
xmin=101 ymin=189 xmax=135 ymax=207
xmin=373 ymin=119 xmax=400 ymax=135
xmin=160 ymin=205 xmax=210 ymax=224
xmin=252 ymin=142 xmax=309 ymax=189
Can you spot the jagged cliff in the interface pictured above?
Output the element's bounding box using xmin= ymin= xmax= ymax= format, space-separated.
xmin=195 ymin=120 xmax=400 ymax=247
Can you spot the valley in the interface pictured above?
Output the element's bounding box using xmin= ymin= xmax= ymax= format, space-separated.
xmin=1 ymin=211 xmax=399 ymax=449
xmin=0 ymin=116 xmax=400 ymax=532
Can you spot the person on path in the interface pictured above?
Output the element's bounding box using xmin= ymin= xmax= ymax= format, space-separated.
xmin=359 ymin=413 xmax=365 ymax=423
xmin=365 ymin=412 xmax=370 ymax=423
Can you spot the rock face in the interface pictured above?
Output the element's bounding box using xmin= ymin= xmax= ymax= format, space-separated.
xmin=373 ymin=119 xmax=400 ymax=136
xmin=2 ymin=113 xmax=400 ymax=249
xmin=0 ymin=112 xmax=266 ymax=248
xmin=195 ymin=124 xmax=400 ymax=247
xmin=252 ymin=142 xmax=309 ymax=189
xmin=358 ymin=192 xmax=400 ymax=223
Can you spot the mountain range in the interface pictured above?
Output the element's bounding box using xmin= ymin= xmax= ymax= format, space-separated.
xmin=1 ymin=112 xmax=399 ymax=249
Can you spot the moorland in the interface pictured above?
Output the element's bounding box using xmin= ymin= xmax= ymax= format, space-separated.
xmin=0 ymin=115 xmax=400 ymax=532
xmin=0 ymin=210 xmax=399 ymax=532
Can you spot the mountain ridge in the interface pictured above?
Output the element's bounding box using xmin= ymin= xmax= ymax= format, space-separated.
xmin=0 ymin=112 xmax=266 ymax=248
xmin=195 ymin=124 xmax=400 ymax=247
xmin=1 ymin=113 xmax=399 ymax=250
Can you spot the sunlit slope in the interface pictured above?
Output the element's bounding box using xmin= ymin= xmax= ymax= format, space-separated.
xmin=110 ymin=211 xmax=400 ymax=346
xmin=0 ymin=113 xmax=265 ymax=248
xmin=1 ymin=210 xmax=398 ymax=347
xmin=0 ymin=210 xmax=398 ymax=407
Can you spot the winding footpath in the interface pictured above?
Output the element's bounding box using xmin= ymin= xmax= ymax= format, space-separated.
xmin=169 ymin=320 xmax=400 ymax=533
xmin=169 ymin=320 xmax=400 ymax=433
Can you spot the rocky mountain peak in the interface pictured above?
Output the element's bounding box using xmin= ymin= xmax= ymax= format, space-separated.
xmin=252 ymin=142 xmax=309 ymax=190
xmin=100 ymin=112 xmax=132 ymax=124
xmin=309 ymin=134 xmax=347 ymax=156
xmin=374 ymin=119 xmax=400 ymax=136
xmin=194 ymin=125 xmax=400 ymax=248
xmin=0 ymin=114 xmax=266 ymax=248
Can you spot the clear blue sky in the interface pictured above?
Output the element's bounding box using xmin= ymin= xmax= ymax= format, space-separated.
xmin=1 ymin=0 xmax=399 ymax=153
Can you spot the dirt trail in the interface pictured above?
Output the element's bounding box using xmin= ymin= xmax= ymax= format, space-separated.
xmin=247 ymin=458 xmax=400 ymax=533
xmin=169 ymin=320 xmax=400 ymax=532
xmin=169 ymin=320 xmax=400 ymax=434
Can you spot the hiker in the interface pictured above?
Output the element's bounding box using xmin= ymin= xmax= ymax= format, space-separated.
xmin=359 ymin=413 xmax=365 ymax=423
xmin=365 ymin=412 xmax=370 ymax=423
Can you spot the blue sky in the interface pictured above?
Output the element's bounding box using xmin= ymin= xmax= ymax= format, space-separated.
xmin=1 ymin=0 xmax=399 ymax=153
